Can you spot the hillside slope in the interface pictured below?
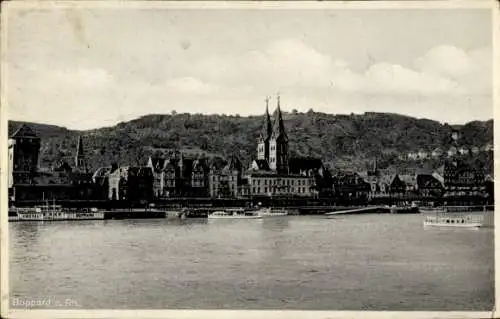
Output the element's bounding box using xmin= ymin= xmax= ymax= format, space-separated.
xmin=7 ymin=112 xmax=494 ymax=173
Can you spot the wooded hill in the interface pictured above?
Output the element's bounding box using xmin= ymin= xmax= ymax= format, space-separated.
xmin=8 ymin=111 xmax=493 ymax=174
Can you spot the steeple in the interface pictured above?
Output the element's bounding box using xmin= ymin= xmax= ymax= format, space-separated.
xmin=257 ymin=96 xmax=273 ymax=161
xmin=75 ymin=135 xmax=87 ymax=172
xmin=259 ymin=96 xmax=273 ymax=142
xmin=269 ymin=93 xmax=289 ymax=173
xmin=272 ymin=94 xmax=288 ymax=141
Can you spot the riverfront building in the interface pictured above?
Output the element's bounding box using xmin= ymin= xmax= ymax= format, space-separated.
xmin=145 ymin=151 xmax=211 ymax=198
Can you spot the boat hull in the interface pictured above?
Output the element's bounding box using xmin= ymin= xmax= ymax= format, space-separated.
xmin=258 ymin=212 xmax=287 ymax=217
xmin=256 ymin=208 xmax=288 ymax=217
xmin=423 ymin=222 xmax=482 ymax=228
xmin=422 ymin=211 xmax=485 ymax=228
xmin=208 ymin=215 xmax=263 ymax=219
xmin=9 ymin=207 xmax=104 ymax=221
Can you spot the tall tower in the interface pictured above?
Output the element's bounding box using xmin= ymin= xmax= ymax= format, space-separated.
xmin=269 ymin=94 xmax=289 ymax=174
xmin=75 ymin=135 xmax=88 ymax=172
xmin=8 ymin=124 xmax=41 ymax=186
xmin=257 ymin=96 xmax=273 ymax=162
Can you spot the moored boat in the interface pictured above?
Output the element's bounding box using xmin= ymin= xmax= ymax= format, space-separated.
xmin=9 ymin=202 xmax=104 ymax=221
xmin=208 ymin=209 xmax=262 ymax=219
xmin=422 ymin=209 xmax=484 ymax=228
xmin=423 ymin=213 xmax=483 ymax=228
xmin=389 ymin=206 xmax=420 ymax=214
xmin=255 ymin=207 xmax=288 ymax=217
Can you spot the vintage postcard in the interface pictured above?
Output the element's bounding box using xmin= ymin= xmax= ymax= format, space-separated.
xmin=1 ymin=1 xmax=497 ymax=318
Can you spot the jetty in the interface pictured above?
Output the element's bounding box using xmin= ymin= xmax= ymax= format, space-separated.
xmin=324 ymin=206 xmax=389 ymax=216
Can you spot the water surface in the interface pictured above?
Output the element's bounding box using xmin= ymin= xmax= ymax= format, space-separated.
xmin=9 ymin=214 xmax=494 ymax=310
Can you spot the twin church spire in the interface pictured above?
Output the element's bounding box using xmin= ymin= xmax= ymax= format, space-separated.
xmin=257 ymin=94 xmax=289 ymax=174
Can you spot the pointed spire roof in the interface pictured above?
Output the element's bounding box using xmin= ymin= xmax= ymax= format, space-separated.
xmin=10 ymin=124 xmax=39 ymax=139
xmin=226 ymin=155 xmax=242 ymax=171
xmin=259 ymin=96 xmax=273 ymax=141
xmin=76 ymin=135 xmax=85 ymax=157
xmin=75 ymin=135 xmax=88 ymax=172
xmin=271 ymin=94 xmax=288 ymax=141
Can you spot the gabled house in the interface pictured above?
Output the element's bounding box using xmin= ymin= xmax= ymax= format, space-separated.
xmin=191 ymin=157 xmax=210 ymax=197
xmin=416 ymin=174 xmax=444 ymax=197
xmin=333 ymin=172 xmax=371 ymax=200
xmin=146 ymin=156 xmax=167 ymax=198
xmin=209 ymin=156 xmax=242 ymax=198
xmin=108 ymin=166 xmax=154 ymax=201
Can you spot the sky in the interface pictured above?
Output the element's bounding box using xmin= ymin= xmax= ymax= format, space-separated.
xmin=4 ymin=4 xmax=494 ymax=130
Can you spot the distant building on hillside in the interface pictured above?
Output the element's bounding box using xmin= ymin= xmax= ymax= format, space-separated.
xmin=447 ymin=146 xmax=458 ymax=157
xmin=483 ymin=143 xmax=493 ymax=152
xmin=458 ymin=146 xmax=469 ymax=155
xmin=417 ymin=150 xmax=428 ymax=160
xmin=431 ymin=147 xmax=443 ymax=158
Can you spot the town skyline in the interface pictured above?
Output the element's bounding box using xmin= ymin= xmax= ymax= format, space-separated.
xmin=5 ymin=5 xmax=493 ymax=130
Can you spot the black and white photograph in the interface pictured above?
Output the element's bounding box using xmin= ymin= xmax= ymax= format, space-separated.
xmin=1 ymin=1 xmax=497 ymax=318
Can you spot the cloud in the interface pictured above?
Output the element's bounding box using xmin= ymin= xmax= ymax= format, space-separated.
xmin=331 ymin=62 xmax=462 ymax=95
xmin=40 ymin=67 xmax=114 ymax=89
xmin=191 ymin=38 xmax=334 ymax=88
xmin=165 ymin=77 xmax=217 ymax=95
xmin=7 ymin=38 xmax=492 ymax=130
xmin=414 ymin=45 xmax=491 ymax=94
xmin=415 ymin=45 xmax=473 ymax=78
xmin=190 ymin=38 xmax=483 ymax=96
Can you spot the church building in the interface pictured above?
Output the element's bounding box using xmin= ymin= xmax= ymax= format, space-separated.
xmin=246 ymin=95 xmax=332 ymax=198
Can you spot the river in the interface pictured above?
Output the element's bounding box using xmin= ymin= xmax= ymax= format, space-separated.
xmin=9 ymin=214 xmax=494 ymax=310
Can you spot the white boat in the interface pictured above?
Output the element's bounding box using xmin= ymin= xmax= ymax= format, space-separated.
xmin=9 ymin=201 xmax=104 ymax=221
xmin=423 ymin=211 xmax=483 ymax=228
xmin=255 ymin=207 xmax=288 ymax=217
xmin=208 ymin=209 xmax=262 ymax=219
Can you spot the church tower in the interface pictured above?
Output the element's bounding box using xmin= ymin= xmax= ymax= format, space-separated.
xmin=74 ymin=135 xmax=88 ymax=172
xmin=269 ymin=94 xmax=289 ymax=174
xmin=8 ymin=124 xmax=41 ymax=186
xmin=257 ymin=96 xmax=273 ymax=162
